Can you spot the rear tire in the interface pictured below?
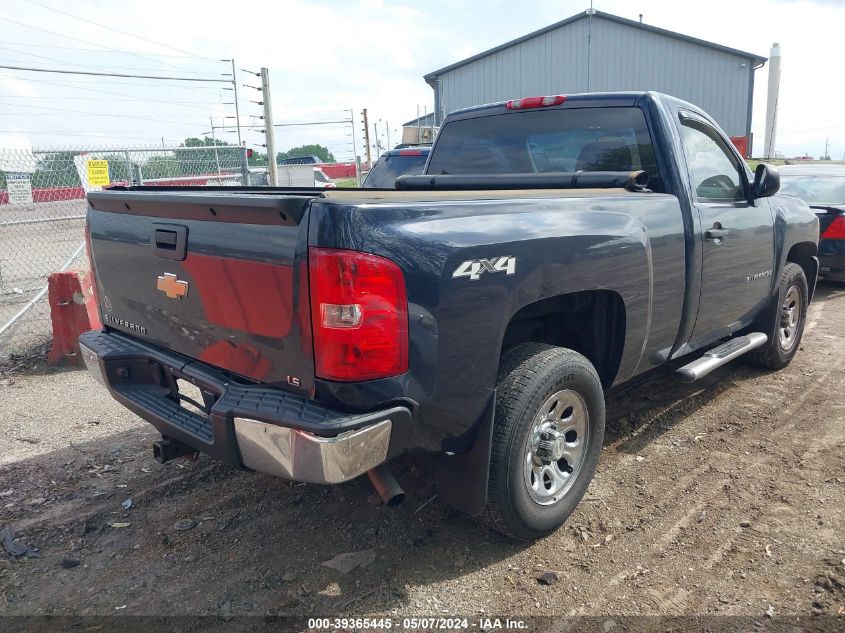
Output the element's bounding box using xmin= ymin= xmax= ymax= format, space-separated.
xmin=748 ymin=262 xmax=808 ymax=370
xmin=482 ymin=343 xmax=605 ymax=540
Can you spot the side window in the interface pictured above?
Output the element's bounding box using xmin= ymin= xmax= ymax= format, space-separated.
xmin=680 ymin=120 xmax=745 ymax=201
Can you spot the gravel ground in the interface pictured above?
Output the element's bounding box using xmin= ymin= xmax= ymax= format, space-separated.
xmin=0 ymin=285 xmax=843 ymax=624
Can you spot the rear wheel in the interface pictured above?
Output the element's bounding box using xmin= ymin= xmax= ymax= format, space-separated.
xmin=748 ymin=262 xmax=808 ymax=369
xmin=483 ymin=343 xmax=605 ymax=540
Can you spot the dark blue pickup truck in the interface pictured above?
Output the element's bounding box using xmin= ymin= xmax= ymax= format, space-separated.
xmin=80 ymin=92 xmax=818 ymax=540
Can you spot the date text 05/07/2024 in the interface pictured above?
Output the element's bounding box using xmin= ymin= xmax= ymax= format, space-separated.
xmin=307 ymin=617 xmax=529 ymax=630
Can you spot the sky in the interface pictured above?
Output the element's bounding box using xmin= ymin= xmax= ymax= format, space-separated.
xmin=0 ymin=0 xmax=843 ymax=161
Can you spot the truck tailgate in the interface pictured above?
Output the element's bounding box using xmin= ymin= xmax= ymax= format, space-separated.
xmin=86 ymin=190 xmax=317 ymax=390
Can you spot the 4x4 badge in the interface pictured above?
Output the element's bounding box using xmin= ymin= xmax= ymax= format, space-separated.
xmin=156 ymin=273 xmax=189 ymax=299
xmin=452 ymin=256 xmax=516 ymax=281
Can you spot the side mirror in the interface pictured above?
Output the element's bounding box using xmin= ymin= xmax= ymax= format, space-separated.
xmin=753 ymin=163 xmax=780 ymax=198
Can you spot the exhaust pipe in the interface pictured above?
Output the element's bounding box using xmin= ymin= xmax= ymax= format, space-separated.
xmin=367 ymin=464 xmax=405 ymax=507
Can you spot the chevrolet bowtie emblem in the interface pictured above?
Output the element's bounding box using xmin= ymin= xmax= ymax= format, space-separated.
xmin=156 ymin=273 xmax=189 ymax=299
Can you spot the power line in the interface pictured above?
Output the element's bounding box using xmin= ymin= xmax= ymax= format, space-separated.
xmin=0 ymin=64 xmax=232 ymax=82
xmin=0 ymin=76 xmax=232 ymax=111
xmin=2 ymin=113 xmax=207 ymax=124
xmin=0 ymin=101 xmax=208 ymax=126
xmin=0 ymin=43 xmax=119 ymax=74
xmin=779 ymin=123 xmax=845 ymax=135
xmin=0 ymin=43 xmax=222 ymax=77
xmin=22 ymin=0 xmax=218 ymax=61
xmin=0 ymin=41 xmax=218 ymax=59
xmin=3 ymin=95 xmax=229 ymax=105
xmin=0 ymin=15 xmax=218 ymax=75
xmin=0 ymin=73 xmax=230 ymax=92
xmin=211 ymin=121 xmax=353 ymax=129
xmin=0 ymin=129 xmax=187 ymax=141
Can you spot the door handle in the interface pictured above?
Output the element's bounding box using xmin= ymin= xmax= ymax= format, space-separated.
xmin=705 ymin=227 xmax=729 ymax=240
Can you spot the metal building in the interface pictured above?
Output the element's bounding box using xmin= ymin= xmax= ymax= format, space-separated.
xmin=424 ymin=10 xmax=766 ymax=141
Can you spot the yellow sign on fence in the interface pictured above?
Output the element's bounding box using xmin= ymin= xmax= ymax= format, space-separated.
xmin=86 ymin=159 xmax=110 ymax=186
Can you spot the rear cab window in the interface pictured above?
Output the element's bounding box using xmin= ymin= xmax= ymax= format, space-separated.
xmin=364 ymin=152 xmax=429 ymax=188
xmin=426 ymin=107 xmax=660 ymax=189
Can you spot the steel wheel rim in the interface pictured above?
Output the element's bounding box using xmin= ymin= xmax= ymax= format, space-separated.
xmin=523 ymin=389 xmax=589 ymax=506
xmin=778 ymin=285 xmax=802 ymax=351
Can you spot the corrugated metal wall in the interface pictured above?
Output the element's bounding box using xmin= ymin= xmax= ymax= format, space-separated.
xmin=435 ymin=15 xmax=754 ymax=137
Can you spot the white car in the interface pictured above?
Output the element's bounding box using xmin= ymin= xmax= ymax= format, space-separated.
xmin=313 ymin=167 xmax=336 ymax=188
xmin=245 ymin=166 xmax=336 ymax=188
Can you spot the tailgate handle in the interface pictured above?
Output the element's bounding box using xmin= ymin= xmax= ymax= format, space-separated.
xmin=156 ymin=230 xmax=177 ymax=248
xmin=152 ymin=225 xmax=188 ymax=261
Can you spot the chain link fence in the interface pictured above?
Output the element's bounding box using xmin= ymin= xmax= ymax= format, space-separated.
xmin=0 ymin=144 xmax=249 ymax=367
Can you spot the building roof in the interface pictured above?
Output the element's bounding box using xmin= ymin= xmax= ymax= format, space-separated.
xmin=402 ymin=112 xmax=437 ymax=128
xmin=424 ymin=10 xmax=767 ymax=84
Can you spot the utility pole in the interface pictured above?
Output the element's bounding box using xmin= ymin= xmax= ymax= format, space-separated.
xmin=374 ymin=120 xmax=381 ymax=156
xmin=348 ymin=108 xmax=361 ymax=186
xmin=230 ymin=59 xmax=243 ymax=146
xmin=824 ymin=137 xmax=830 ymax=160
xmin=209 ymin=116 xmax=222 ymax=179
xmin=386 ymin=121 xmax=390 ymax=150
xmin=261 ymin=67 xmax=278 ymax=186
xmin=361 ymin=108 xmax=372 ymax=168
xmin=586 ymin=0 xmax=594 ymax=92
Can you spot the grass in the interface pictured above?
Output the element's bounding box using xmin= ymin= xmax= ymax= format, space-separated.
xmin=747 ymin=159 xmax=845 ymax=170
xmin=334 ymin=178 xmax=359 ymax=188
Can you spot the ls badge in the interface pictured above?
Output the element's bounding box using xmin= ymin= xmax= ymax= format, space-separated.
xmin=156 ymin=272 xmax=189 ymax=299
xmin=452 ymin=256 xmax=516 ymax=281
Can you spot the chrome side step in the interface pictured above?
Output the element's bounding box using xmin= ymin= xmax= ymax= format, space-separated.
xmin=675 ymin=332 xmax=768 ymax=383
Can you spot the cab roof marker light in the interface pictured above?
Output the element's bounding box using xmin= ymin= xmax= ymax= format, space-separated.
xmin=506 ymin=95 xmax=567 ymax=110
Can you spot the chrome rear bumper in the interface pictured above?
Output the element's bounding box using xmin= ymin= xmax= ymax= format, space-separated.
xmin=78 ymin=330 xmax=410 ymax=485
xmin=234 ymin=417 xmax=393 ymax=483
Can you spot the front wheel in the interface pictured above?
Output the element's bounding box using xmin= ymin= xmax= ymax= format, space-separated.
xmin=748 ymin=262 xmax=808 ymax=370
xmin=482 ymin=343 xmax=605 ymax=540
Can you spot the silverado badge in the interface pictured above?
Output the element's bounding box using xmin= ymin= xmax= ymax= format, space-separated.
xmin=156 ymin=272 xmax=189 ymax=299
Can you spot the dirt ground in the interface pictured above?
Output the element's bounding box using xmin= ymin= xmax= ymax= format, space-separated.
xmin=1 ymin=285 xmax=843 ymax=625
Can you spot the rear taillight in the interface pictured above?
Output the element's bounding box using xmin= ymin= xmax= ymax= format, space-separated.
xmin=822 ymin=215 xmax=845 ymax=239
xmin=309 ymin=247 xmax=408 ymax=381
xmin=506 ymin=95 xmax=567 ymax=110
xmin=398 ymin=149 xmax=422 ymax=156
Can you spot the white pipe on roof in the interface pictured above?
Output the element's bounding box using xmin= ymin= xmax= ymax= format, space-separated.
xmin=764 ymin=42 xmax=781 ymax=159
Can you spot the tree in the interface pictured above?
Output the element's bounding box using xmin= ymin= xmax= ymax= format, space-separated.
xmin=173 ymin=137 xmax=243 ymax=176
xmin=277 ymin=144 xmax=335 ymax=163
xmin=31 ymin=151 xmax=82 ymax=188
xmin=183 ymin=136 xmax=224 ymax=148
xmin=142 ymin=155 xmax=182 ymax=180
